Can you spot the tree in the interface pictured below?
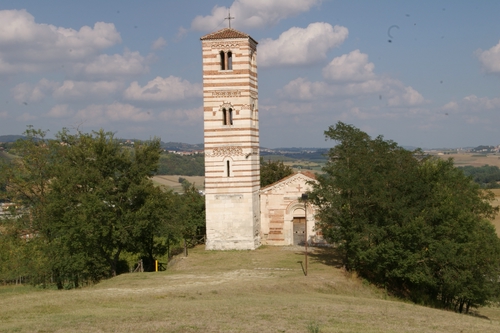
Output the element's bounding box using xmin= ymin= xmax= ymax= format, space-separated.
xmin=458 ymin=165 xmax=500 ymax=188
xmin=0 ymin=127 xmax=55 ymax=284
xmin=310 ymin=122 xmax=500 ymax=311
xmin=0 ymin=128 xmax=167 ymax=286
xmin=260 ymin=158 xmax=294 ymax=187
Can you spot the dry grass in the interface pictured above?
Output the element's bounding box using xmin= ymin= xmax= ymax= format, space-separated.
xmin=435 ymin=152 xmax=500 ymax=168
xmin=1 ymin=246 xmax=499 ymax=333
xmin=152 ymin=175 xmax=205 ymax=192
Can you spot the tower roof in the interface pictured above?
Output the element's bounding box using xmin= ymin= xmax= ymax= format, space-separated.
xmin=200 ymin=28 xmax=258 ymax=44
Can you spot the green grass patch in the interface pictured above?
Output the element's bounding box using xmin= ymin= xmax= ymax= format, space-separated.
xmin=1 ymin=246 xmax=499 ymax=332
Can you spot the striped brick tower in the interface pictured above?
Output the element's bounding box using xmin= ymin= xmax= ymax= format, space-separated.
xmin=200 ymin=28 xmax=260 ymax=250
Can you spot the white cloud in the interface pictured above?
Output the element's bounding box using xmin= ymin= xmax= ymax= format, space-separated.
xmin=279 ymin=77 xmax=385 ymax=101
xmin=68 ymin=50 xmax=148 ymax=80
xmin=280 ymin=50 xmax=426 ymax=108
xmin=442 ymin=95 xmax=500 ymax=113
xmin=124 ymin=76 xmax=202 ymax=102
xmin=322 ymin=50 xmax=375 ymax=82
xmin=16 ymin=112 xmax=38 ymax=121
xmin=151 ymin=37 xmax=167 ymax=50
xmin=53 ymin=80 xmax=124 ymax=101
xmin=0 ymin=9 xmax=121 ymax=74
xmin=12 ymin=82 xmax=44 ymax=104
xmin=476 ymin=41 xmax=500 ymax=74
xmin=47 ymin=104 xmax=73 ymax=118
xmin=191 ymin=0 xmax=321 ymax=31
xmin=75 ymin=102 xmax=152 ymax=125
xmin=442 ymin=101 xmax=458 ymax=112
xmin=279 ymin=77 xmax=330 ymax=101
xmin=11 ymin=79 xmax=58 ymax=104
xmin=387 ymin=86 xmax=425 ymax=107
xmin=11 ymin=79 xmax=124 ymax=103
xmin=105 ymin=102 xmax=152 ymax=122
xmin=259 ymin=23 xmax=348 ymax=67
xmin=176 ymin=27 xmax=188 ymax=40
xmin=158 ymin=107 xmax=202 ymax=124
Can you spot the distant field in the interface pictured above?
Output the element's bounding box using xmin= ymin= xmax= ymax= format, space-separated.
xmin=435 ymin=152 xmax=500 ymax=168
xmin=153 ymin=175 xmax=205 ymax=192
xmin=284 ymin=160 xmax=324 ymax=173
xmin=1 ymin=246 xmax=499 ymax=332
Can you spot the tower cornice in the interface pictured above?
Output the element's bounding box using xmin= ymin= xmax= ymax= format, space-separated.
xmin=200 ymin=28 xmax=258 ymax=45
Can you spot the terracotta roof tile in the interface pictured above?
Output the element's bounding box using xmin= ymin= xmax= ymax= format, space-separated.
xmin=200 ymin=28 xmax=258 ymax=44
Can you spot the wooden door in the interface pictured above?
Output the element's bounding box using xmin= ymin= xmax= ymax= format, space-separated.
xmin=293 ymin=217 xmax=306 ymax=245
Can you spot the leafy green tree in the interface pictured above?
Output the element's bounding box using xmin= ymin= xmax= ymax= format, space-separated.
xmin=156 ymin=153 xmax=204 ymax=176
xmin=0 ymin=128 xmax=168 ymax=286
xmin=0 ymin=127 xmax=59 ymax=284
xmin=45 ymin=129 xmax=163 ymax=278
xmin=260 ymin=158 xmax=294 ymax=187
xmin=458 ymin=165 xmax=500 ymax=188
xmin=175 ymin=184 xmax=205 ymax=256
xmin=310 ymin=122 xmax=500 ymax=312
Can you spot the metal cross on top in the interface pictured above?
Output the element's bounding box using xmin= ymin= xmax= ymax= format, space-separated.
xmin=225 ymin=10 xmax=235 ymax=28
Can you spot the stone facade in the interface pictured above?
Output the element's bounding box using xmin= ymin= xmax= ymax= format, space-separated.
xmin=201 ymin=28 xmax=260 ymax=250
xmin=260 ymin=172 xmax=324 ymax=246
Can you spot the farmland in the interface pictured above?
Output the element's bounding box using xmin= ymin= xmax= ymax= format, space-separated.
xmin=434 ymin=152 xmax=500 ymax=168
xmin=152 ymin=175 xmax=205 ymax=193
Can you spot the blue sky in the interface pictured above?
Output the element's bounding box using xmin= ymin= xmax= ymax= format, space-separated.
xmin=1 ymin=0 xmax=500 ymax=149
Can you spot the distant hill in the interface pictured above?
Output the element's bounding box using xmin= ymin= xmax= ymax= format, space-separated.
xmin=0 ymin=135 xmax=24 ymax=142
xmin=161 ymin=141 xmax=204 ymax=151
xmin=261 ymin=147 xmax=328 ymax=162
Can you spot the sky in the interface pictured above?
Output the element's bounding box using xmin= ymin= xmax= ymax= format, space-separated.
xmin=1 ymin=0 xmax=500 ymax=149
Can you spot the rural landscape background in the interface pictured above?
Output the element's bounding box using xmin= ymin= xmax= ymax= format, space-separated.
xmin=1 ymin=132 xmax=500 ymax=332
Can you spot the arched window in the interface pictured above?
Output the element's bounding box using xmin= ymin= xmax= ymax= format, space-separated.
xmin=227 ymin=51 xmax=233 ymax=70
xmin=220 ymin=51 xmax=225 ymax=70
xmin=226 ymin=160 xmax=231 ymax=177
xmin=222 ymin=107 xmax=233 ymax=125
xmin=219 ymin=51 xmax=233 ymax=70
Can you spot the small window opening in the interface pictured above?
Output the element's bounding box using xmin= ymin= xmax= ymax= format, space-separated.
xmin=229 ymin=108 xmax=233 ymax=125
xmin=222 ymin=108 xmax=227 ymax=125
xmin=220 ymin=51 xmax=225 ymax=70
xmin=227 ymin=51 xmax=233 ymax=70
xmin=226 ymin=160 xmax=230 ymax=177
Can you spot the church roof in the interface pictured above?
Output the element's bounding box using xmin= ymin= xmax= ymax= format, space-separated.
xmin=260 ymin=171 xmax=317 ymax=192
xmin=200 ymin=28 xmax=258 ymax=44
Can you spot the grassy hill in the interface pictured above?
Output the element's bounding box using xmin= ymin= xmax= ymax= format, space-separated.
xmin=1 ymin=246 xmax=499 ymax=332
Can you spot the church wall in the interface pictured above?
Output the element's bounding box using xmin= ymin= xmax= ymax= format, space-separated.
xmin=260 ymin=173 xmax=321 ymax=246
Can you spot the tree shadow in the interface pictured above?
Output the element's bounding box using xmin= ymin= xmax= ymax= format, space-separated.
xmin=296 ymin=246 xmax=344 ymax=268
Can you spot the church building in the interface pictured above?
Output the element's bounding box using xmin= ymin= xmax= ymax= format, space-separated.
xmin=200 ymin=27 xmax=321 ymax=250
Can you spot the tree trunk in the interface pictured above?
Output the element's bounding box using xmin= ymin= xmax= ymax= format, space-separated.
xmin=73 ymin=275 xmax=79 ymax=289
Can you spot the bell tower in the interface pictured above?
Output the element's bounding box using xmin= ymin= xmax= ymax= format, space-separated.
xmin=200 ymin=28 xmax=260 ymax=250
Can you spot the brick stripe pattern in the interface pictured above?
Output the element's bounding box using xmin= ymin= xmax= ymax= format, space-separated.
xmin=200 ymin=28 xmax=261 ymax=250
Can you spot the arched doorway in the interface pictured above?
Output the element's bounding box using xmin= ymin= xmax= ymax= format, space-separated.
xmin=292 ymin=208 xmax=305 ymax=245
